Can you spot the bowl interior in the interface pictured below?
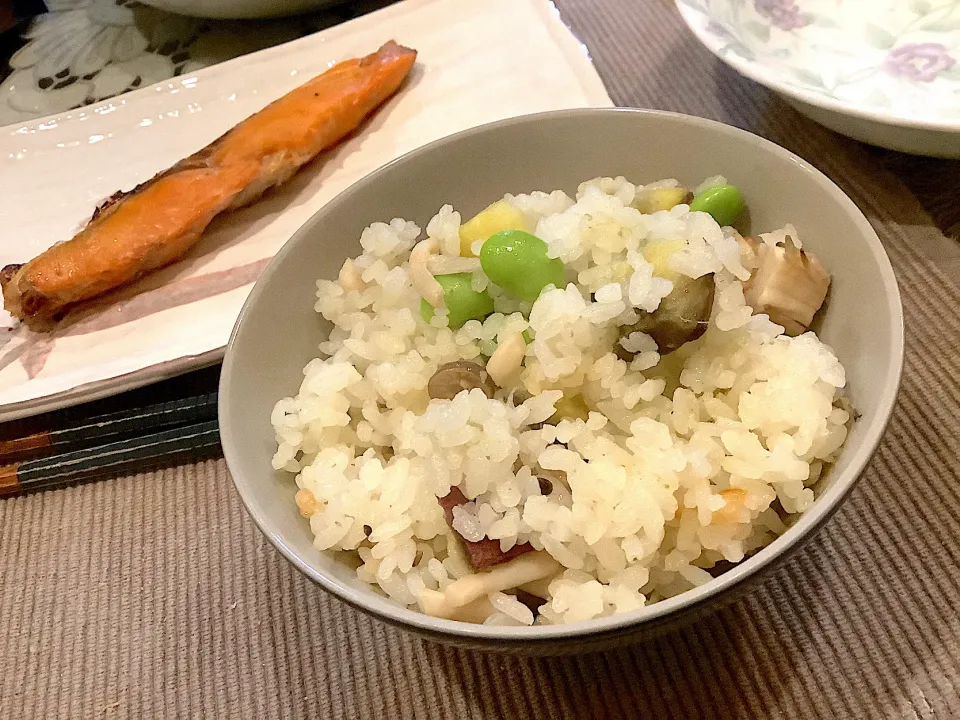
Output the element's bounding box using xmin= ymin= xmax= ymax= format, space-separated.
xmin=676 ymin=0 xmax=960 ymax=130
xmin=220 ymin=108 xmax=903 ymax=642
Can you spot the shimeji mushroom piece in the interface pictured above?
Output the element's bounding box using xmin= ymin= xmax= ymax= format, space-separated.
xmin=486 ymin=331 xmax=527 ymax=387
xmin=410 ymin=238 xmax=445 ymax=307
xmin=427 ymin=361 xmax=497 ymax=401
xmin=618 ymin=273 xmax=715 ymax=356
xmin=417 ymin=589 xmax=495 ymax=623
xmin=443 ymin=551 xmax=561 ymax=609
xmin=518 ymin=575 xmax=557 ymax=600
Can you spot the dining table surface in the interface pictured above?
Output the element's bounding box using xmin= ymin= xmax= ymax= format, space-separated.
xmin=2 ymin=0 xmax=960 ymax=718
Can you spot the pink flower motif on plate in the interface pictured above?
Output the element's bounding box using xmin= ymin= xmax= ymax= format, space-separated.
xmin=884 ymin=43 xmax=957 ymax=83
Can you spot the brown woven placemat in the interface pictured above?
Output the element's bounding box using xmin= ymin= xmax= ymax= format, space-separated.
xmin=2 ymin=1 xmax=960 ymax=717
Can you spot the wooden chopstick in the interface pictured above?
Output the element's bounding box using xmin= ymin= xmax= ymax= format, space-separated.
xmin=0 ymin=392 xmax=218 ymax=464
xmin=0 ymin=419 xmax=221 ymax=496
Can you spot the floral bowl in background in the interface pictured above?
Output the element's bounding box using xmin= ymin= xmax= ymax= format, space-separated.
xmin=0 ymin=0 xmax=373 ymax=127
xmin=676 ymin=0 xmax=960 ymax=157
xmin=136 ymin=0 xmax=343 ymax=19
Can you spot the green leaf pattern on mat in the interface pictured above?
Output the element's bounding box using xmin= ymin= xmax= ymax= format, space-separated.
xmin=677 ymin=0 xmax=960 ymax=119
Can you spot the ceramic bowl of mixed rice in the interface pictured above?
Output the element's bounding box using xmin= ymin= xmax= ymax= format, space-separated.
xmin=220 ymin=109 xmax=903 ymax=653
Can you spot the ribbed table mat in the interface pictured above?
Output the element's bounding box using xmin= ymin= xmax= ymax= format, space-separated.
xmin=2 ymin=1 xmax=959 ymax=717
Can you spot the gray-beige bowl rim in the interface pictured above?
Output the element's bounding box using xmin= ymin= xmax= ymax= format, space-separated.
xmin=219 ymin=107 xmax=904 ymax=653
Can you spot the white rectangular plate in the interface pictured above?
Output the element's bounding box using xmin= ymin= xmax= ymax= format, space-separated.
xmin=0 ymin=0 xmax=611 ymax=420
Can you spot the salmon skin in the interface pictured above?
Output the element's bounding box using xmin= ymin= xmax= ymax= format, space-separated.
xmin=2 ymin=41 xmax=417 ymax=326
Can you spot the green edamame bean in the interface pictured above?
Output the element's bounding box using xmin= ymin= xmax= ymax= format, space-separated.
xmin=420 ymin=273 xmax=494 ymax=329
xmin=689 ymin=184 xmax=745 ymax=227
xmin=479 ymin=230 xmax=565 ymax=302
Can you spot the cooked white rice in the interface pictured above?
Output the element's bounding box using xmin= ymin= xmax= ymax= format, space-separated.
xmin=271 ymin=176 xmax=850 ymax=626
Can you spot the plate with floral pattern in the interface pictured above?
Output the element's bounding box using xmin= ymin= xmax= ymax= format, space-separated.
xmin=677 ymin=0 xmax=960 ymax=157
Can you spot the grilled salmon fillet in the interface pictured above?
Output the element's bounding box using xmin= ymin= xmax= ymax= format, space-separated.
xmin=2 ymin=41 xmax=417 ymax=326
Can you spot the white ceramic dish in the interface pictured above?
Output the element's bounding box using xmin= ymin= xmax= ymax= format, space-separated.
xmin=0 ymin=0 xmax=611 ymax=421
xmin=676 ymin=0 xmax=960 ymax=157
